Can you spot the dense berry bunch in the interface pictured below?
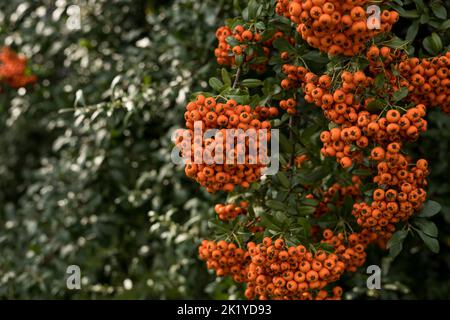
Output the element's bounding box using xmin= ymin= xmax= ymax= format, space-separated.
xmin=319 ymin=105 xmax=427 ymax=168
xmin=292 ymin=63 xmax=431 ymax=243
xmin=177 ymin=95 xmax=273 ymax=192
xmin=321 ymin=229 xmax=374 ymax=272
xmin=245 ymin=238 xmax=344 ymax=300
xmin=366 ymin=46 xmax=450 ymax=114
xmin=199 ymin=238 xmax=345 ymax=300
xmin=0 ymin=47 xmax=37 ymax=88
xmin=398 ymin=53 xmax=450 ymax=114
xmin=280 ymin=58 xmax=430 ymax=169
xmin=198 ymin=240 xmax=249 ymax=282
xmin=352 ymin=145 xmax=429 ymax=245
xmin=276 ymin=28 xmax=433 ymax=255
xmin=283 ymin=65 xmax=367 ymax=127
xmin=275 ymin=0 xmax=398 ymax=56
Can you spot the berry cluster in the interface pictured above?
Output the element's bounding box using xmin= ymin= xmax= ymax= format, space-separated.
xmin=319 ymin=105 xmax=427 ymax=168
xmin=353 ymin=144 xmax=428 ymax=244
xmin=276 ymin=0 xmax=398 ymax=56
xmin=215 ymin=25 xmax=292 ymax=73
xmin=398 ymin=53 xmax=450 ymax=114
xmin=280 ymin=58 xmax=429 ymax=169
xmin=177 ymin=95 xmax=273 ymax=193
xmin=366 ymin=46 xmax=450 ymax=114
xmin=214 ymin=201 xmax=249 ymax=221
xmin=198 ymin=240 xmax=248 ymax=282
xmin=199 ymin=238 xmax=345 ymax=300
xmin=321 ymin=229 xmax=374 ymax=272
xmin=279 ymin=98 xmax=298 ymax=115
xmin=245 ymin=238 xmax=344 ymax=300
xmin=276 ymin=13 xmax=435 ymax=265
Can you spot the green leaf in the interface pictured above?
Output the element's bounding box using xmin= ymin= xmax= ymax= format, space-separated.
xmin=417 ymin=230 xmax=440 ymax=253
xmin=233 ymin=0 xmax=242 ymax=11
xmin=374 ymin=74 xmax=386 ymax=88
xmin=315 ymin=242 xmax=334 ymax=253
xmin=226 ymin=36 xmax=239 ymax=47
xmin=413 ymin=219 xmax=438 ymax=238
xmin=423 ymin=33 xmax=443 ymax=55
xmin=298 ymin=166 xmax=328 ymax=185
xmin=242 ymin=7 xmax=249 ymax=21
xmin=302 ymin=51 xmax=329 ymax=64
xmin=272 ymin=37 xmax=293 ymax=53
xmin=438 ymin=19 xmax=450 ymax=30
xmin=298 ymin=206 xmax=316 ymax=215
xmin=297 ymin=217 xmax=311 ymax=236
xmin=110 ymin=75 xmax=122 ymax=91
xmin=431 ymin=2 xmax=447 ymax=19
xmin=431 ymin=32 xmax=443 ymax=50
xmin=413 ymin=0 xmax=425 ymax=11
xmin=367 ymin=100 xmax=385 ymax=113
xmin=301 ymin=198 xmax=319 ymax=206
xmin=209 ymin=77 xmax=223 ymax=91
xmin=390 ymin=5 xmax=419 ymax=18
xmin=419 ymin=13 xmax=429 ymax=24
xmin=208 ymin=220 xmax=231 ymax=233
xmin=386 ymin=230 xmax=408 ymax=258
xmin=417 ymin=200 xmax=442 ymax=217
xmin=428 ymin=19 xmax=442 ymax=29
xmin=259 ymin=212 xmax=282 ymax=231
xmin=247 ymin=0 xmax=259 ymax=20
xmin=392 ymin=87 xmax=409 ymax=102
xmin=279 ymin=132 xmax=294 ymax=153
xmin=226 ymin=93 xmax=249 ymax=104
xmin=241 ymin=79 xmax=263 ymax=88
xmin=400 ymin=9 xmax=420 ymax=18
xmin=261 ymin=28 xmax=277 ymax=42
xmin=254 ymin=21 xmax=265 ymax=30
xmin=276 ymin=172 xmax=291 ymax=189
xmin=383 ymin=37 xmax=410 ymax=50
xmin=221 ymin=68 xmax=231 ymax=87
xmin=406 ymin=20 xmax=420 ymax=41
xmin=266 ymin=200 xmax=286 ymax=211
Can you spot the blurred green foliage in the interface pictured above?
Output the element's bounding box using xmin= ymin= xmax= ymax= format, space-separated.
xmin=0 ymin=0 xmax=240 ymax=299
xmin=0 ymin=0 xmax=449 ymax=299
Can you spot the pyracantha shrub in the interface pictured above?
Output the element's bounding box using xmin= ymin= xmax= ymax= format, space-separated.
xmin=177 ymin=0 xmax=449 ymax=300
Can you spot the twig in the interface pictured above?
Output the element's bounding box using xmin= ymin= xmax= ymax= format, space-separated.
xmin=232 ymin=66 xmax=242 ymax=89
xmin=289 ymin=116 xmax=296 ymax=167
